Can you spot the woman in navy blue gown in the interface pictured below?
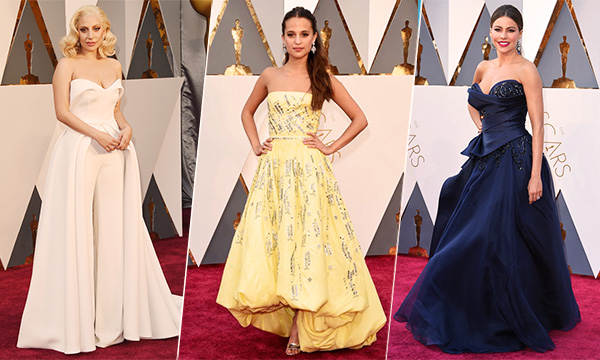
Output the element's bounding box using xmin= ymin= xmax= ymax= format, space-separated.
xmin=394 ymin=5 xmax=580 ymax=354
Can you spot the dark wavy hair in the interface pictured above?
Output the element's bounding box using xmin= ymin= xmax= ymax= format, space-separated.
xmin=490 ymin=4 xmax=523 ymax=31
xmin=282 ymin=7 xmax=332 ymax=111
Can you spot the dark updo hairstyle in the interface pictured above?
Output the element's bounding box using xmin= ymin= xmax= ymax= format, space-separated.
xmin=282 ymin=7 xmax=332 ymax=111
xmin=490 ymin=4 xmax=523 ymax=31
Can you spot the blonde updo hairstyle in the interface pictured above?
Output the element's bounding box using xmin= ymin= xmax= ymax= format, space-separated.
xmin=60 ymin=5 xmax=116 ymax=58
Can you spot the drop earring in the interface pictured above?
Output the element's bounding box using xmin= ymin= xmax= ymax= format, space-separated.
xmin=283 ymin=44 xmax=287 ymax=54
xmin=311 ymin=43 xmax=316 ymax=54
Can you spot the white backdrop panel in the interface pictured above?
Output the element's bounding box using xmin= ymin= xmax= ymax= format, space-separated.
xmin=121 ymin=78 xmax=184 ymax=197
xmin=0 ymin=84 xmax=56 ymax=268
xmin=188 ymin=75 xmax=268 ymax=264
xmin=153 ymin=90 xmax=183 ymax=236
xmin=407 ymin=85 xmax=477 ymax=221
xmin=543 ymin=89 xmax=600 ymax=275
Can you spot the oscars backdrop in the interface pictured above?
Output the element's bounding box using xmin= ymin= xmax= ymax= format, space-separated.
xmin=398 ymin=0 xmax=600 ymax=277
xmin=0 ymin=0 xmax=186 ymax=269
xmin=188 ymin=0 xmax=421 ymax=265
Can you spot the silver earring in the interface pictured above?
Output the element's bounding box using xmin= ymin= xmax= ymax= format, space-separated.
xmin=283 ymin=44 xmax=287 ymax=54
xmin=516 ymin=40 xmax=522 ymax=54
xmin=311 ymin=43 xmax=316 ymax=54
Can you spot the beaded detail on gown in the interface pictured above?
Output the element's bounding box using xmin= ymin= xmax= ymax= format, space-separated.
xmin=394 ymin=80 xmax=580 ymax=354
xmin=216 ymin=91 xmax=386 ymax=352
xmin=17 ymin=79 xmax=180 ymax=354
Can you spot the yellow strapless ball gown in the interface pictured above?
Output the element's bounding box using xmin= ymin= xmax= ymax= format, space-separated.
xmin=216 ymin=91 xmax=386 ymax=352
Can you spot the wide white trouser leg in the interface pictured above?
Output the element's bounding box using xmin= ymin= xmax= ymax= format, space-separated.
xmin=84 ymin=142 xmax=125 ymax=348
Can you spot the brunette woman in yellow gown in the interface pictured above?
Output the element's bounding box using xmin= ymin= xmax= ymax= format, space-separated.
xmin=216 ymin=6 xmax=386 ymax=356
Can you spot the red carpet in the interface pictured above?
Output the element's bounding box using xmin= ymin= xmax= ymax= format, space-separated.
xmin=178 ymin=255 xmax=395 ymax=359
xmin=388 ymin=255 xmax=600 ymax=359
xmin=0 ymin=226 xmax=188 ymax=359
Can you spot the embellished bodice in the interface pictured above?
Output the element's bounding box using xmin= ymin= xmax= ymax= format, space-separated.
xmin=463 ymin=79 xmax=529 ymax=157
xmin=69 ymin=78 xmax=124 ymax=125
xmin=267 ymin=92 xmax=320 ymax=138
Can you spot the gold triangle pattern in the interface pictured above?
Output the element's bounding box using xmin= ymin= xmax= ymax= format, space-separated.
xmin=449 ymin=4 xmax=486 ymax=86
xmin=533 ymin=0 xmax=595 ymax=79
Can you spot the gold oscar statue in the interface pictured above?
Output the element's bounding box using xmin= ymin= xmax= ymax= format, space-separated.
xmin=389 ymin=208 xmax=402 ymax=255
xmin=148 ymin=197 xmax=160 ymax=240
xmin=414 ymin=41 xmax=428 ymax=85
xmin=25 ymin=214 xmax=39 ymax=264
xmin=560 ymin=222 xmax=572 ymax=274
xmin=393 ymin=20 xmax=415 ymax=75
xmin=320 ymin=20 xmax=339 ymax=75
xmin=482 ymin=36 xmax=491 ymax=60
xmin=224 ymin=19 xmax=252 ymax=75
xmin=142 ymin=33 xmax=158 ymax=78
xmin=552 ymin=35 xmax=576 ymax=88
xmin=408 ymin=209 xmax=428 ymax=258
xmin=20 ymin=33 xmax=40 ymax=85
xmin=388 ymin=246 xmax=397 ymax=255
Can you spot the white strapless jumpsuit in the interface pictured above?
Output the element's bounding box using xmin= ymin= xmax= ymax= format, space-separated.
xmin=17 ymin=78 xmax=181 ymax=354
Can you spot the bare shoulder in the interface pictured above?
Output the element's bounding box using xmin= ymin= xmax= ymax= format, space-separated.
xmin=105 ymin=57 xmax=122 ymax=73
xmin=329 ymin=73 xmax=345 ymax=95
xmin=54 ymin=57 xmax=76 ymax=79
xmin=517 ymin=57 xmax=541 ymax=85
xmin=261 ymin=66 xmax=278 ymax=79
xmin=329 ymin=72 xmax=340 ymax=86
xmin=56 ymin=57 xmax=75 ymax=71
xmin=106 ymin=57 xmax=121 ymax=68
xmin=518 ymin=57 xmax=538 ymax=76
xmin=476 ymin=60 xmax=492 ymax=71
xmin=473 ymin=60 xmax=492 ymax=82
xmin=257 ymin=66 xmax=279 ymax=89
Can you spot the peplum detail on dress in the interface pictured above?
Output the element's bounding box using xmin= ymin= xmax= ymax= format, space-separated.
xmin=394 ymin=80 xmax=580 ymax=354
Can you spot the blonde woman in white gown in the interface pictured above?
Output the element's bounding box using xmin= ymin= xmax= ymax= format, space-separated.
xmin=17 ymin=6 xmax=180 ymax=354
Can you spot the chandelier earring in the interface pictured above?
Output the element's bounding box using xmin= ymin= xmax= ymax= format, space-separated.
xmin=283 ymin=43 xmax=287 ymax=54
xmin=516 ymin=40 xmax=522 ymax=54
xmin=311 ymin=42 xmax=316 ymax=54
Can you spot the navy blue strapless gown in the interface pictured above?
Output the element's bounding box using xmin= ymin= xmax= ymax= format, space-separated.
xmin=394 ymin=80 xmax=580 ymax=354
